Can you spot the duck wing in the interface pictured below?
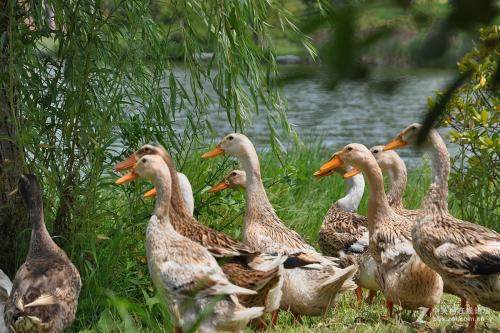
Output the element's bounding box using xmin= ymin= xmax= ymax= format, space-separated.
xmin=5 ymin=257 xmax=81 ymax=329
xmin=430 ymin=216 xmax=500 ymax=276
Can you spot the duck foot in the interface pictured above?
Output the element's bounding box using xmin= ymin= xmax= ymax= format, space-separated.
xmin=366 ymin=290 xmax=376 ymax=305
xmin=467 ymin=304 xmax=477 ymax=332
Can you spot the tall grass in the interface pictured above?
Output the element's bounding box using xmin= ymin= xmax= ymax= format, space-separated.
xmin=64 ymin=141 xmax=498 ymax=332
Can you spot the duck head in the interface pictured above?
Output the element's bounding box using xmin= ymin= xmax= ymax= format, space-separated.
xmin=202 ymin=133 xmax=253 ymax=159
xmin=384 ymin=123 xmax=425 ymax=151
xmin=314 ymin=143 xmax=373 ymax=179
xmin=209 ymin=170 xmax=247 ymax=193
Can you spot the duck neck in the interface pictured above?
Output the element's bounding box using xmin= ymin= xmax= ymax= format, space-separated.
xmin=27 ymin=196 xmax=60 ymax=258
xmin=336 ymin=173 xmax=364 ymax=212
xmin=238 ymin=146 xmax=276 ymax=223
xmin=166 ymin=160 xmax=192 ymax=220
xmin=152 ymin=170 xmax=172 ymax=220
xmin=422 ymin=130 xmax=450 ymax=214
xmin=386 ymin=157 xmax=407 ymax=210
xmin=361 ymin=159 xmax=392 ymax=231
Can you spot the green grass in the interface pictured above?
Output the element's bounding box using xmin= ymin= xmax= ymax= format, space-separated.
xmin=60 ymin=141 xmax=499 ymax=332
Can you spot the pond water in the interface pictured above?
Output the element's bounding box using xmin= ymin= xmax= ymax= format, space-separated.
xmin=201 ymin=68 xmax=453 ymax=168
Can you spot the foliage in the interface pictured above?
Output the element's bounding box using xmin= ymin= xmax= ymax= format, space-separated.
xmin=4 ymin=0 xmax=304 ymax=266
xmin=439 ymin=26 xmax=499 ymax=229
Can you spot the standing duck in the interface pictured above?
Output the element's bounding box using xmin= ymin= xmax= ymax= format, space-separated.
xmin=384 ymin=123 xmax=500 ymax=330
xmin=202 ymin=134 xmax=357 ymax=319
xmin=116 ymin=154 xmax=264 ymax=332
xmin=115 ymin=145 xmax=311 ymax=328
xmin=4 ymin=175 xmax=81 ymax=333
xmin=314 ymin=144 xmax=443 ymax=318
xmin=314 ymin=161 xmax=379 ymax=305
xmin=371 ymin=144 xmax=468 ymax=310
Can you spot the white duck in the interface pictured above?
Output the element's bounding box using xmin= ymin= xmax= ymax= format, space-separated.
xmin=202 ymin=134 xmax=357 ymax=319
xmin=116 ymin=154 xmax=264 ymax=332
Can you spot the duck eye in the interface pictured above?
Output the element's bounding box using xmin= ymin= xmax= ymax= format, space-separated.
xmin=231 ymin=172 xmax=236 ymax=176
xmin=373 ymin=149 xmax=378 ymax=154
xmin=228 ymin=136 xmax=234 ymax=141
xmin=347 ymin=147 xmax=352 ymax=151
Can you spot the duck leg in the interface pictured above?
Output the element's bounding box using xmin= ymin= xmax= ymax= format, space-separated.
xmin=460 ymin=297 xmax=467 ymax=312
xmin=174 ymin=327 xmax=182 ymax=333
xmin=425 ymin=307 xmax=433 ymax=318
xmin=292 ymin=312 xmax=302 ymax=325
xmin=386 ymin=299 xmax=394 ymax=318
xmin=468 ymin=304 xmax=477 ymax=332
xmin=355 ymin=286 xmax=363 ymax=306
xmin=271 ymin=309 xmax=279 ymax=326
xmin=366 ymin=290 xmax=376 ymax=305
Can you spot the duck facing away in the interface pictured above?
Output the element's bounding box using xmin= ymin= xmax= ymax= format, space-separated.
xmin=203 ymin=134 xmax=357 ymax=318
xmin=313 ymin=162 xmax=379 ymax=305
xmin=4 ymin=175 xmax=81 ymax=333
xmin=315 ymin=144 xmax=443 ymax=318
xmin=116 ymin=154 xmax=264 ymax=332
xmin=385 ymin=124 xmax=500 ymax=330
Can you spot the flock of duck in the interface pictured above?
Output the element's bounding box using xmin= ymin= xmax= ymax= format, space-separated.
xmin=0 ymin=123 xmax=498 ymax=333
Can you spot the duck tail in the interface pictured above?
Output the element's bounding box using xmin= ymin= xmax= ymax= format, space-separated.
xmin=320 ymin=264 xmax=357 ymax=294
xmin=232 ymin=306 xmax=265 ymax=322
xmin=212 ymin=282 xmax=257 ymax=296
xmin=248 ymin=253 xmax=287 ymax=272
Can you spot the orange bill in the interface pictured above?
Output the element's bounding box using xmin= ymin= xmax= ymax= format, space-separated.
xmin=314 ymin=168 xmax=335 ymax=178
xmin=313 ymin=155 xmax=343 ymax=177
xmin=202 ymin=146 xmax=224 ymax=159
xmin=209 ymin=181 xmax=230 ymax=193
xmin=116 ymin=171 xmax=139 ymax=185
xmin=343 ymin=168 xmax=361 ymax=179
xmin=144 ymin=188 xmax=157 ymax=198
xmin=383 ymin=137 xmax=408 ymax=151
xmin=114 ymin=154 xmax=138 ymax=172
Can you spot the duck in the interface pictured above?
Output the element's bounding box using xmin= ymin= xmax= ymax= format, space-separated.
xmin=116 ymin=154 xmax=264 ymax=332
xmin=202 ymin=134 xmax=357 ymax=319
xmin=384 ymin=123 xmax=500 ymax=330
xmin=4 ymin=174 xmax=81 ymax=333
xmin=314 ymin=144 xmax=443 ymax=318
xmin=369 ymin=146 xmax=420 ymax=220
xmin=313 ymin=161 xmax=379 ymax=305
xmin=370 ymin=144 xmax=468 ymax=310
xmin=143 ymin=170 xmax=194 ymax=217
xmin=0 ymin=269 xmax=13 ymax=333
xmin=114 ymin=144 xmax=314 ymax=328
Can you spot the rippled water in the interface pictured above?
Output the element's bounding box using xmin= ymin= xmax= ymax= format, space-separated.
xmin=200 ymin=68 xmax=453 ymax=168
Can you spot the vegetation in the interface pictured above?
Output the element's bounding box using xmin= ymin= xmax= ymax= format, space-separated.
xmin=440 ymin=26 xmax=499 ymax=230
xmin=1 ymin=0 xmax=499 ymax=332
